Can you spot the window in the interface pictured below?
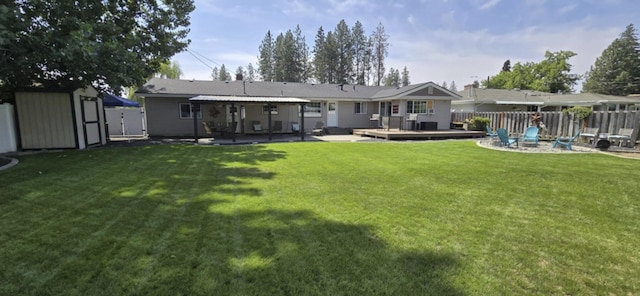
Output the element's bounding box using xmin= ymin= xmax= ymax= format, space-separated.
xmin=406 ymin=100 xmax=434 ymax=114
xmin=179 ymin=103 xmax=201 ymax=119
xmin=391 ymin=103 xmax=400 ymax=115
xmin=380 ymin=102 xmax=390 ymax=116
xmin=354 ymin=102 xmax=367 ymax=114
xmin=262 ymin=104 xmax=278 ymax=114
xmin=301 ymin=102 xmax=322 ymax=117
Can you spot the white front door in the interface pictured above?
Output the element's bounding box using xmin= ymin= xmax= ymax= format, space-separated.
xmin=327 ymin=101 xmax=338 ymax=127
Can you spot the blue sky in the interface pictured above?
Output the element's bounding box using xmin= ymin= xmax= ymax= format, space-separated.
xmin=172 ymin=0 xmax=639 ymax=91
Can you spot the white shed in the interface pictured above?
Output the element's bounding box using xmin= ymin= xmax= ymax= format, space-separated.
xmin=15 ymin=86 xmax=107 ymax=150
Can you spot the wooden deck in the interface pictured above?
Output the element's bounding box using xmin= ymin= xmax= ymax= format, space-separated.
xmin=352 ymin=129 xmax=485 ymax=140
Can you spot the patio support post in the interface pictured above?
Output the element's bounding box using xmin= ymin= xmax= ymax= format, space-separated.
xmin=267 ymin=103 xmax=272 ymax=141
xmin=192 ymin=102 xmax=199 ymax=144
xmin=231 ymin=103 xmax=236 ymax=143
xmin=300 ymin=103 xmax=305 ymax=141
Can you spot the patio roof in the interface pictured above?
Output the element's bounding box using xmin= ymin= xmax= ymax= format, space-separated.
xmin=189 ymin=95 xmax=310 ymax=104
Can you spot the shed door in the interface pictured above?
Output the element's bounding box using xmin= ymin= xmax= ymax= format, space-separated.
xmin=82 ymin=97 xmax=102 ymax=147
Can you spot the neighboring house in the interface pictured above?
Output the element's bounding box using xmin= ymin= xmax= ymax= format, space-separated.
xmin=453 ymin=84 xmax=640 ymax=112
xmin=135 ymin=78 xmax=461 ymax=137
xmin=14 ymin=86 xmax=107 ymax=150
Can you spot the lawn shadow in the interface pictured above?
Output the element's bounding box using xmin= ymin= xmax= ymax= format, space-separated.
xmin=0 ymin=144 xmax=463 ymax=295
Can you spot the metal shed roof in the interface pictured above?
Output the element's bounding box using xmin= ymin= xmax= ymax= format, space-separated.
xmin=189 ymin=95 xmax=310 ymax=103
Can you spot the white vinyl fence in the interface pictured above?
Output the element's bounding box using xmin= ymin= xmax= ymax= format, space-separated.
xmin=105 ymin=107 xmax=147 ymax=137
xmin=0 ymin=103 xmax=17 ymax=153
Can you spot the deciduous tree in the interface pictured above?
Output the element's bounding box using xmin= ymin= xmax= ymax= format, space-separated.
xmin=0 ymin=0 xmax=194 ymax=93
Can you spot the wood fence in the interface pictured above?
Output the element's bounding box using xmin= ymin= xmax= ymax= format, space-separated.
xmin=451 ymin=111 xmax=640 ymax=146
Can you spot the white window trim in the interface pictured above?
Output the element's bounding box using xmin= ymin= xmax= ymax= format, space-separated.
xmin=301 ymin=101 xmax=322 ymax=118
xmin=355 ymin=102 xmax=368 ymax=114
xmin=262 ymin=104 xmax=279 ymax=114
xmin=179 ymin=103 xmax=201 ymax=119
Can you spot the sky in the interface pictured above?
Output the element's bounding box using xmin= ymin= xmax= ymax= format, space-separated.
xmin=172 ymin=0 xmax=639 ymax=91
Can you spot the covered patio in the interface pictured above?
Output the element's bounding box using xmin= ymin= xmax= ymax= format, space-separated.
xmin=189 ymin=95 xmax=311 ymax=143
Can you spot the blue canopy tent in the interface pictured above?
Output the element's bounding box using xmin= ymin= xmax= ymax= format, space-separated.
xmin=103 ymin=94 xmax=140 ymax=107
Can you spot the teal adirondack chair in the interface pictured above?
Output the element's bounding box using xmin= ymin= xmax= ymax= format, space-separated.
xmin=553 ymin=131 xmax=581 ymax=150
xmin=522 ymin=126 xmax=539 ymax=145
xmin=497 ymin=128 xmax=518 ymax=148
xmin=486 ymin=126 xmax=498 ymax=140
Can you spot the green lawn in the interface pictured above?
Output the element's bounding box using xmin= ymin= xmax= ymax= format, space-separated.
xmin=1 ymin=141 xmax=639 ymax=295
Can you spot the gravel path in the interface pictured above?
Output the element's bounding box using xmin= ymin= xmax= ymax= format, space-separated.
xmin=476 ymin=139 xmax=599 ymax=153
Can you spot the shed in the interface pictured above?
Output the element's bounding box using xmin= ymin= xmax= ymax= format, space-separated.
xmin=15 ymin=86 xmax=107 ymax=150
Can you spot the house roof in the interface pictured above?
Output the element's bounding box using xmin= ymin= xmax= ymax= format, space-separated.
xmin=454 ymin=87 xmax=640 ymax=106
xmin=189 ymin=96 xmax=310 ymax=104
xmin=136 ymin=78 xmax=461 ymax=101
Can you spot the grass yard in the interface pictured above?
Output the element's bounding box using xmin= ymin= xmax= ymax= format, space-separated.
xmin=1 ymin=141 xmax=639 ymax=295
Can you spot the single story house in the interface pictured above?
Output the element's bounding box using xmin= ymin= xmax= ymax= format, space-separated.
xmin=135 ymin=78 xmax=461 ymax=137
xmin=14 ymin=86 xmax=107 ymax=150
xmin=453 ymin=84 xmax=640 ymax=112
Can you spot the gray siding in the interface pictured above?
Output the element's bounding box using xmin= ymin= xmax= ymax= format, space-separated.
xmin=146 ymin=97 xmax=196 ymax=136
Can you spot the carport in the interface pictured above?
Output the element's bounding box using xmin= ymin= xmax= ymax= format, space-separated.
xmin=189 ymin=95 xmax=311 ymax=143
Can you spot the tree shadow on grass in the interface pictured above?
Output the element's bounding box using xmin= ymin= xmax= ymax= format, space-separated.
xmin=0 ymin=144 xmax=463 ymax=295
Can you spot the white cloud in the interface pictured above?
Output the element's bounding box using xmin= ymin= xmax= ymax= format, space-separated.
xmin=280 ymin=0 xmax=323 ymax=18
xmin=479 ymin=0 xmax=501 ymax=10
xmin=558 ymin=4 xmax=578 ymax=15
xmin=408 ymin=15 xmax=416 ymax=25
xmin=327 ymin=0 xmax=375 ymax=14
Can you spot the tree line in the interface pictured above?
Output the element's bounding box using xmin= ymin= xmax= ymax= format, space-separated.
xmin=210 ymin=20 xmax=410 ymax=87
xmin=483 ymin=24 xmax=640 ymax=96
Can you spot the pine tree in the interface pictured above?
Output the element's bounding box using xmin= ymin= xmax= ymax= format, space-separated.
xmin=384 ymin=68 xmax=400 ymax=87
xmin=352 ymin=21 xmax=370 ymax=85
xmin=441 ymin=81 xmax=448 ymax=89
xmin=583 ymin=24 xmax=640 ymax=96
xmin=293 ymin=25 xmax=310 ymax=82
xmin=211 ymin=66 xmax=219 ymax=80
xmin=334 ymin=20 xmax=354 ymax=84
xmin=371 ymin=22 xmax=389 ymax=86
xmin=246 ymin=63 xmax=256 ymax=81
xmin=325 ymin=31 xmax=339 ymax=84
xmin=273 ymin=31 xmax=297 ymax=82
xmin=312 ymin=26 xmax=329 ymax=84
xmin=258 ymin=30 xmax=275 ymax=81
xmin=449 ymin=81 xmax=457 ymax=92
xmin=400 ymin=66 xmax=410 ymax=86
xmin=218 ymin=64 xmax=230 ymax=81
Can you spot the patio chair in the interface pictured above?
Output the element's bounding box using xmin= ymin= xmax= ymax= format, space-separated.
xmin=608 ymin=128 xmax=634 ymax=147
xmin=521 ymin=126 xmax=539 ymax=146
xmin=202 ymin=121 xmax=213 ymax=135
xmin=291 ymin=121 xmax=300 ymax=135
xmin=497 ymin=128 xmax=518 ymax=148
xmin=486 ymin=126 xmax=498 ymax=140
xmin=381 ymin=116 xmax=390 ymax=131
xmin=251 ymin=120 xmax=263 ymax=133
xmin=272 ymin=120 xmax=283 ymax=133
xmin=552 ymin=131 xmax=581 ymax=150
xmin=312 ymin=121 xmax=325 ymax=136
xmin=580 ymin=127 xmax=599 ymax=144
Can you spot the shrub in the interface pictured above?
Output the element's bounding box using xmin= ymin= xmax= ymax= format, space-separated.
xmin=562 ymin=106 xmax=592 ymax=121
xmin=468 ymin=116 xmax=491 ymax=131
